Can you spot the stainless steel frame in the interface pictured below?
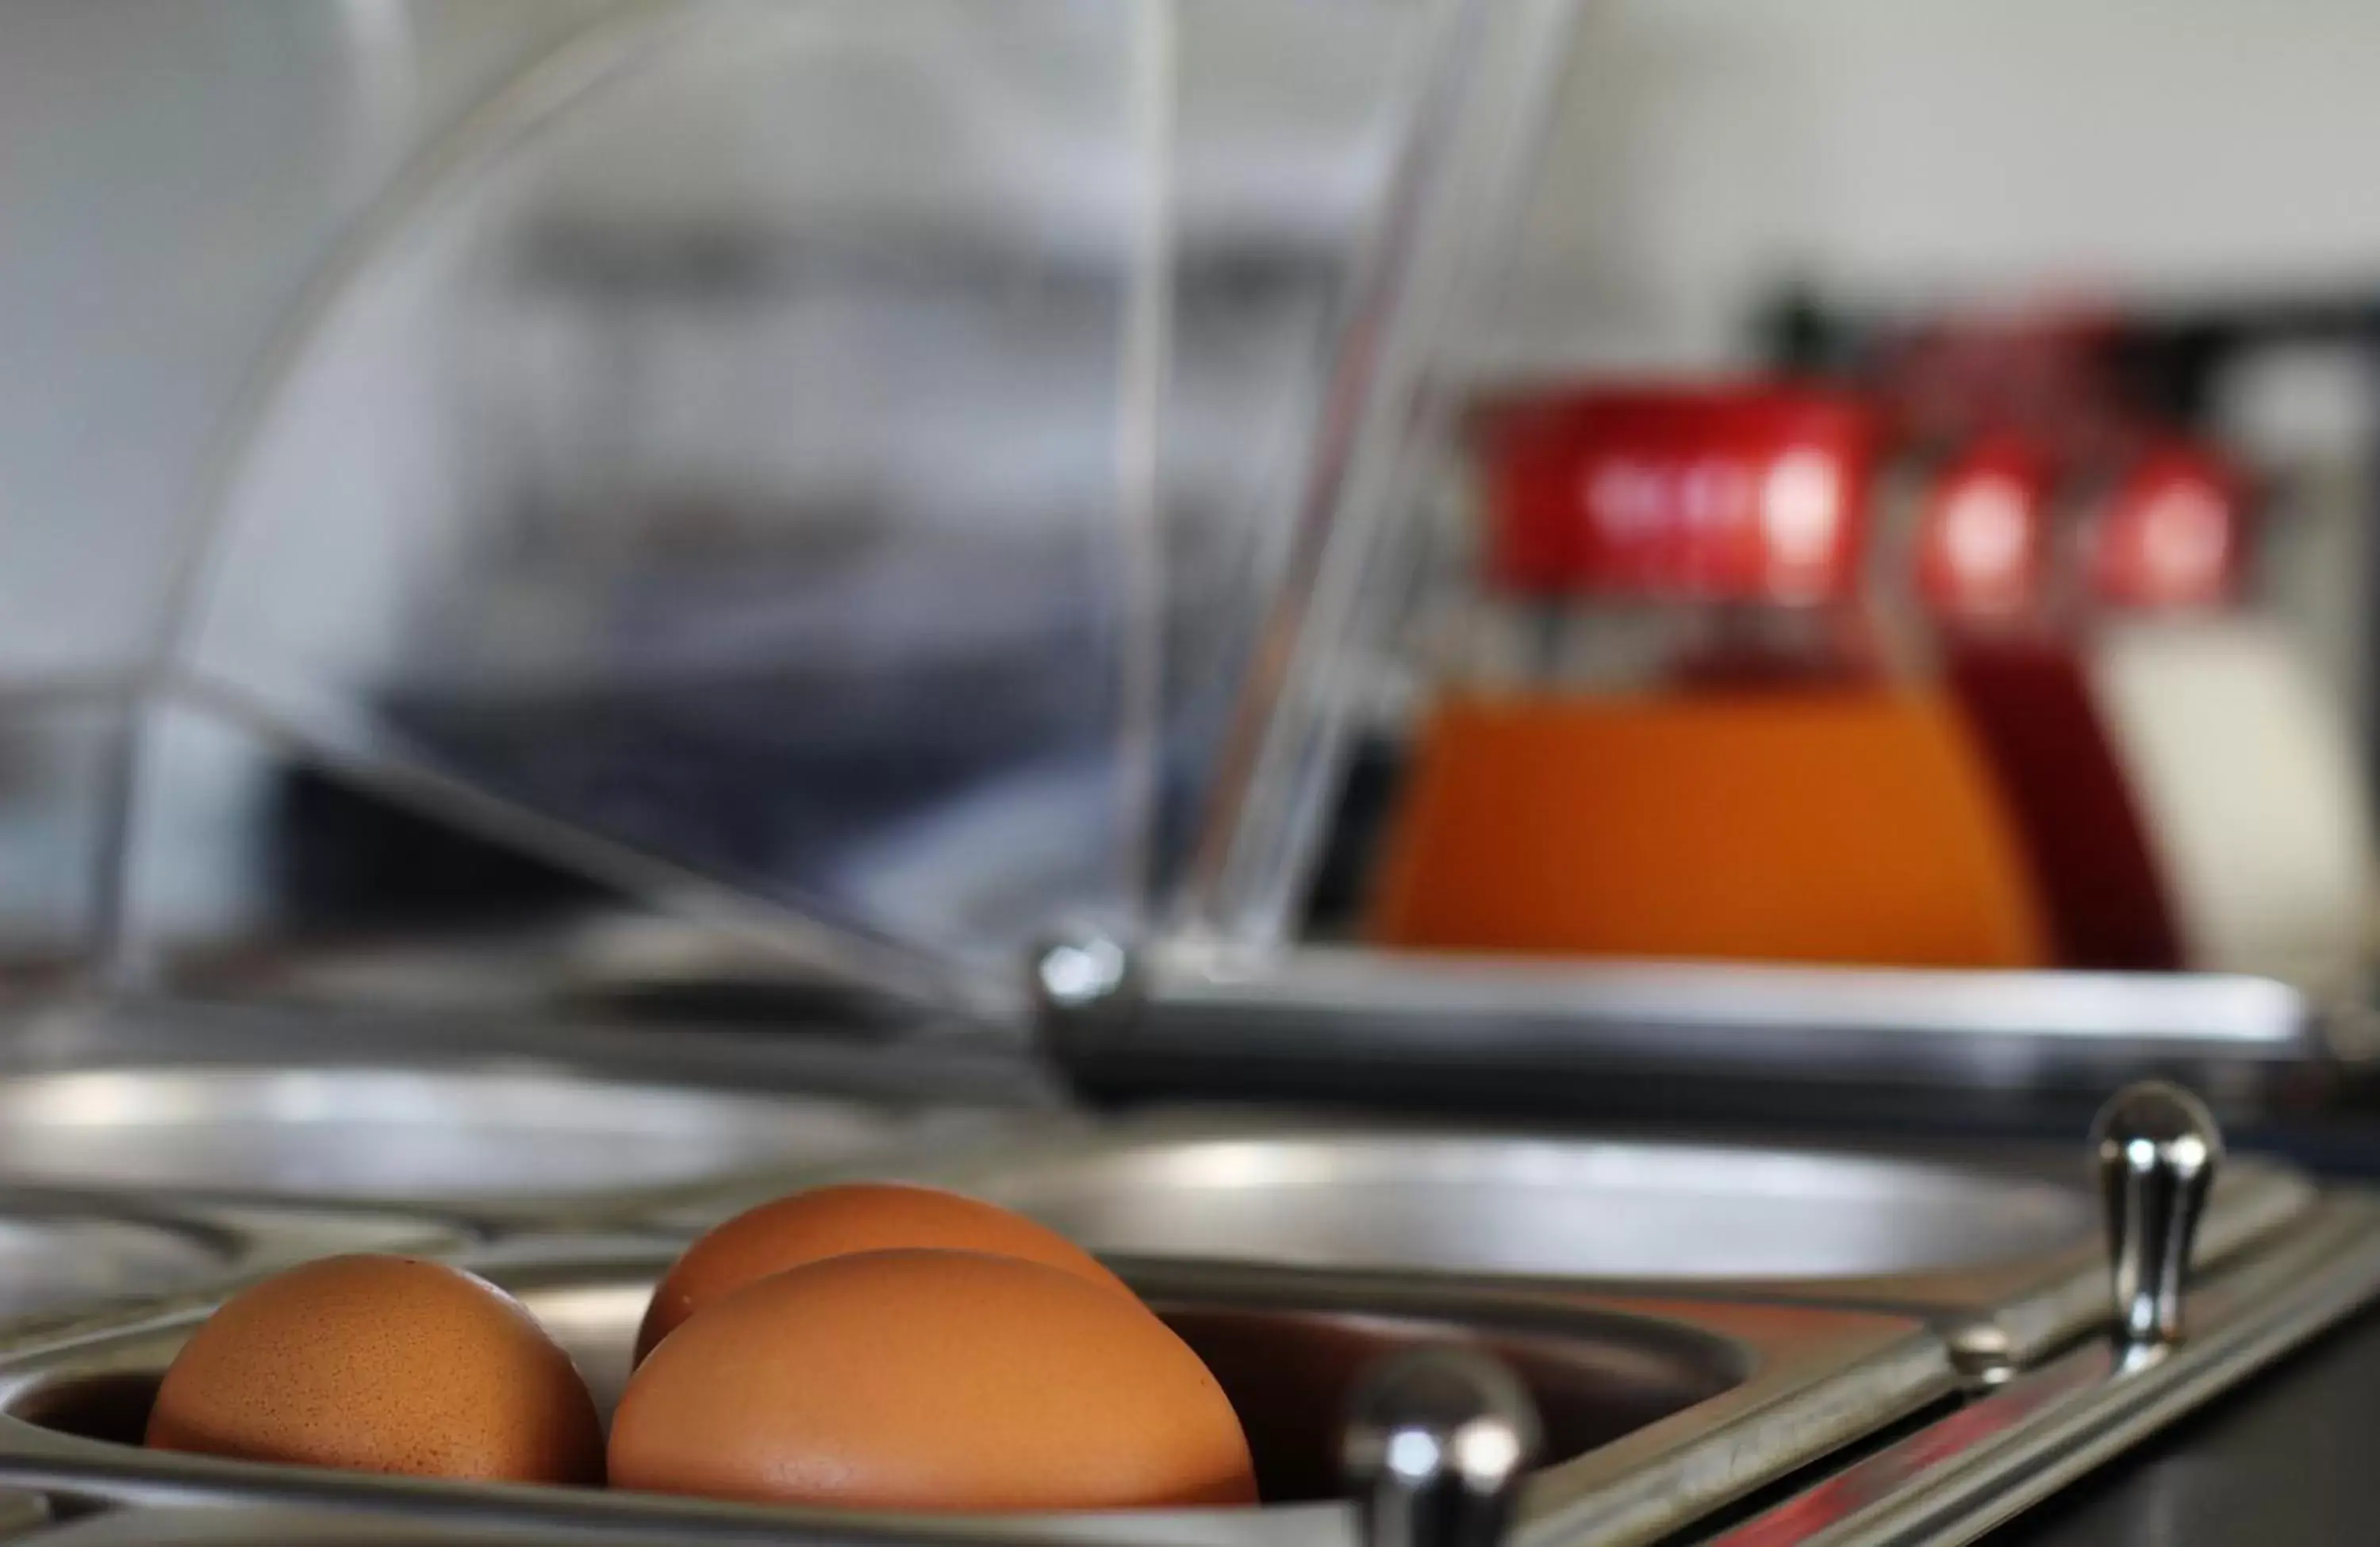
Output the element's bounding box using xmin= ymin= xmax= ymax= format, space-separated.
xmin=1710 ymin=1189 xmax=2380 ymax=1547
xmin=849 ymin=1111 xmax=2313 ymax=1368
xmin=0 ymin=1241 xmax=1952 ymax=1547
xmin=14 ymin=1192 xmax=2378 ymax=1546
xmin=0 ymin=1094 xmax=2369 ymax=1546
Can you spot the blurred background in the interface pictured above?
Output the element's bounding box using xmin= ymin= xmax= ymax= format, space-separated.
xmin=1318 ymin=0 xmax=2380 ymax=1000
xmin=6 ymin=0 xmax=2380 ymax=1091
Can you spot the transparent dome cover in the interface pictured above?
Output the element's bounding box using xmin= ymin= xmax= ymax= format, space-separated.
xmin=71 ymin=0 xmax=1576 ymax=1019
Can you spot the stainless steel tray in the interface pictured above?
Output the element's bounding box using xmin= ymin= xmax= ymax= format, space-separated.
xmin=0 ymin=1194 xmax=458 ymax=1348
xmin=0 ymin=1241 xmax=1952 ymax=1547
xmin=862 ymin=1115 xmax=2315 ymax=1368
xmin=5 ymin=1507 xmax=736 ymax=1545
xmin=23 ymin=1192 xmax=2380 ymax=1547
xmin=0 ymin=1500 xmax=1038 ymax=1545
xmin=0 ymin=1065 xmax=958 ymax=1230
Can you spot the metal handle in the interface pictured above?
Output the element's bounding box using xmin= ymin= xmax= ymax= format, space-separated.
xmin=1343 ymin=1346 xmax=1541 ymax=1547
xmin=1028 ymin=939 xmax=2315 ymax=1110
xmin=2090 ymin=1081 xmax=2223 ymax=1349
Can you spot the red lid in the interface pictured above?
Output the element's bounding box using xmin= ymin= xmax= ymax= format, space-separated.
xmin=2086 ymin=441 xmax=2244 ymax=612
xmin=1480 ymin=383 xmax=1876 ymax=604
xmin=1916 ymin=439 xmax=2049 ymax=621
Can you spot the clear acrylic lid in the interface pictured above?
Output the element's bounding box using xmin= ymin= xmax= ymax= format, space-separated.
xmin=37 ymin=0 xmax=1576 ymax=1021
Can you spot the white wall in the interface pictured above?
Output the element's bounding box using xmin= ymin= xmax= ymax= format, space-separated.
xmin=1494 ymin=0 xmax=2380 ymax=371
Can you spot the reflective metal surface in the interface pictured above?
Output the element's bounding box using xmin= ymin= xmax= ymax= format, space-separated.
xmin=10 ymin=1508 xmax=774 ymax=1545
xmin=1038 ymin=942 xmax=2332 ymax=1114
xmin=0 ymin=1221 xmax=219 ymax=1326
xmin=0 ymin=1502 xmax=1107 ymax=1546
xmin=0 ymin=1066 xmax=899 ymax=1218
xmin=903 ymin=1118 xmax=2313 ymax=1364
xmin=0 ymin=1243 xmax=1950 ymax=1547
xmin=0 ymin=1193 xmax=455 ymax=1350
xmin=1344 ymin=1347 xmax=1539 ymax=1547
xmin=1708 ymin=1191 xmax=2380 ymax=1547
xmin=958 ymin=1132 xmax=2090 ymax=1280
xmin=2091 ymin=1083 xmax=2222 ymax=1349
xmin=0 ymin=1495 xmax=40 ymax=1540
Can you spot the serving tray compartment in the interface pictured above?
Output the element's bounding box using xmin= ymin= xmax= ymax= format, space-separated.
xmin=0 ymin=1241 xmax=1950 ymax=1547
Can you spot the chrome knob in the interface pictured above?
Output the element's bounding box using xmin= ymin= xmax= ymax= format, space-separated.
xmin=1344 ymin=1347 xmax=1541 ymax=1547
xmin=1031 ymin=933 xmax=1132 ymax=1013
xmin=2091 ymin=1081 xmax=2223 ymax=1350
xmin=1028 ymin=934 xmax=1140 ymax=1066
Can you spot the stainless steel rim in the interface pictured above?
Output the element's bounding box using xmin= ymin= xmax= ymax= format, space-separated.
xmin=0 ymin=1244 xmax=1952 ymax=1547
xmin=874 ymin=1112 xmax=2316 ymax=1364
xmin=0 ymin=1064 xmax=918 ymax=1225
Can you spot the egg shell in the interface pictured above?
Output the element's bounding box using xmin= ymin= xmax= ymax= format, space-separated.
xmin=146 ymin=1254 xmax=603 ymax=1486
xmin=635 ymin=1181 xmax=1135 ymax=1362
xmin=610 ymin=1248 xmax=1257 ymax=1513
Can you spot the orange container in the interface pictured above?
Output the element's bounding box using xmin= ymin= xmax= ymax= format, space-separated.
xmin=1371 ymin=690 xmax=2048 ymax=969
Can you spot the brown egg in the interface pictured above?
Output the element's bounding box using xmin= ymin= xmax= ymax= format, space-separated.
xmin=610 ymin=1248 xmax=1257 ymax=1512
xmin=635 ymin=1181 xmax=1134 ymax=1361
xmin=147 ymin=1254 xmax=602 ymax=1486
